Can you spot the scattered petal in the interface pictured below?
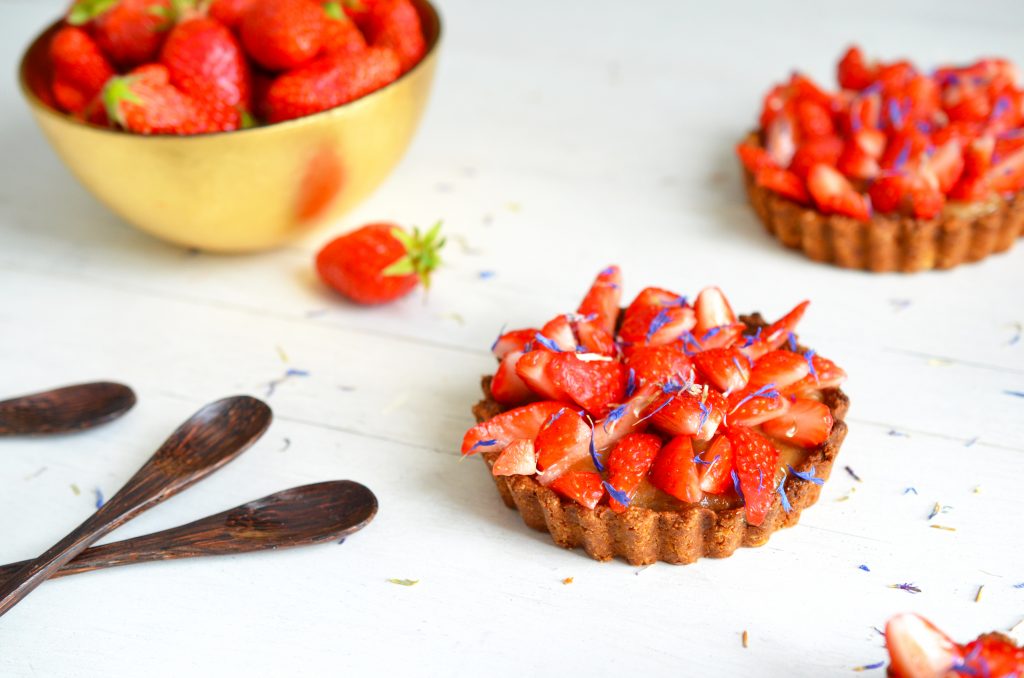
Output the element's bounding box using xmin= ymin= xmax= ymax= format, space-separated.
xmin=742 ymin=630 xmax=749 ymax=648
xmin=852 ymin=661 xmax=885 ymax=672
xmin=562 ymin=577 xmax=574 ymax=585
xmin=888 ymin=582 xmax=922 ymax=594
xmin=859 ymin=564 xmax=871 ymax=572
xmin=975 ymin=585 xmax=984 ymax=602
xmin=387 ymin=578 xmax=419 ymax=586
xmin=94 ymin=488 xmax=104 ymax=509
xmin=844 ymin=466 xmax=862 ymax=482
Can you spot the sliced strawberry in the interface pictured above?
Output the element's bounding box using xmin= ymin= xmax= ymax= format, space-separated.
xmin=592 ymin=384 xmax=659 ymax=451
xmin=847 ymin=89 xmax=882 ymax=132
xmin=492 ymin=327 xmax=539 ymax=360
xmin=625 ymin=345 xmax=693 ymax=388
xmin=754 ymin=167 xmax=811 ymax=204
xmin=491 ymin=351 xmax=534 ymax=407
xmin=807 ymin=163 xmax=871 ymax=221
xmin=761 ymin=398 xmax=833 ymax=448
xmin=922 ymin=138 xmax=965 ymax=193
xmin=649 ymin=435 xmax=701 ymax=503
xmin=789 ymin=72 xmax=834 ymax=109
xmin=619 ymin=288 xmax=695 ymax=347
xmin=605 ymin=433 xmax=662 ymax=512
xmin=461 ymin=401 xmax=565 ymax=455
xmin=948 ymin=174 xmax=993 ymax=202
xmin=515 ymin=350 xmax=570 ymax=402
xmin=852 ymin=128 xmax=887 ymax=158
xmin=698 ymin=435 xmax=734 ymax=494
xmin=796 ymin=99 xmax=835 ymax=138
xmin=576 ymin=265 xmax=622 ymax=335
xmin=736 ymin=142 xmax=775 ymax=174
xmin=765 ymin=109 xmax=798 ymax=168
xmin=699 ymin=323 xmax=746 ymax=350
xmin=785 ymin=354 xmax=848 ymax=394
xmin=693 ymin=347 xmax=750 ymax=393
xmin=958 ymin=635 xmax=1024 ymax=677
xmin=837 ymin=46 xmax=877 ymax=91
xmin=694 ymin=286 xmax=737 ymax=336
xmin=727 ymin=426 xmax=779 ymax=526
xmin=988 ymin=145 xmax=1024 ymax=194
xmin=575 ymin=320 xmax=617 ymax=357
xmin=963 ymin=135 xmax=995 ymax=178
xmin=880 ymin=129 xmax=930 ymax=171
xmin=909 ymin=181 xmax=945 ymax=219
xmin=749 ymin=350 xmax=811 ymax=389
xmin=728 ymin=385 xmax=790 ymax=426
xmin=539 ymin=315 xmax=577 ymax=352
xmin=534 ymin=407 xmax=594 ymax=485
xmin=837 ymin=143 xmax=880 ymax=180
xmin=742 ymin=300 xmax=810 ymax=361
xmin=869 ymin=173 xmax=915 ymax=214
xmin=491 ymin=439 xmax=537 ymax=476
xmin=885 ymin=614 xmax=962 ymax=678
xmin=547 ymin=352 xmax=628 ymax=418
xmin=549 ymin=471 xmax=604 ymax=509
xmin=650 ymin=389 xmax=726 ymax=441
xmin=789 ymin=135 xmax=844 ymax=180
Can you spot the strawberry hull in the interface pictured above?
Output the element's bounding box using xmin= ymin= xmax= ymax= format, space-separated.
xmin=470 ymin=315 xmax=850 ymax=566
xmin=741 ymin=132 xmax=1024 ymax=272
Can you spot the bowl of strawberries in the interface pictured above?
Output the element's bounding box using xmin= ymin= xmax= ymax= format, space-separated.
xmin=18 ymin=0 xmax=441 ymax=252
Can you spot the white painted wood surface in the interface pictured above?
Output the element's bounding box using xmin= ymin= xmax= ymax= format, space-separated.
xmin=1 ymin=1 xmax=1023 ymax=675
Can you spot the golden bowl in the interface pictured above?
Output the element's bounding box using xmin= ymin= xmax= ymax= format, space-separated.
xmin=18 ymin=1 xmax=441 ymax=253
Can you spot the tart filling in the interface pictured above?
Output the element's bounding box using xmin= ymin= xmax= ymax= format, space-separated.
xmin=462 ymin=267 xmax=849 ymax=562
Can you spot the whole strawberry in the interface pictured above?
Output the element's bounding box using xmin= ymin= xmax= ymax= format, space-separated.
xmin=209 ymin=0 xmax=257 ymax=30
xmin=103 ymin=63 xmax=211 ymax=135
xmin=359 ymin=0 xmax=425 ymax=73
xmin=49 ymin=26 xmax=115 ymax=115
xmin=67 ymin=0 xmax=175 ymax=68
xmin=264 ymin=46 xmax=399 ymax=123
xmin=316 ymin=222 xmax=444 ymax=305
xmin=160 ymin=16 xmax=252 ymax=131
xmin=240 ymin=0 xmax=325 ymax=71
xmin=322 ymin=2 xmax=367 ymax=56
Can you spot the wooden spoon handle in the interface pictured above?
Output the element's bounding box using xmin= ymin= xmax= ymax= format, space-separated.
xmin=0 ymin=396 xmax=271 ymax=617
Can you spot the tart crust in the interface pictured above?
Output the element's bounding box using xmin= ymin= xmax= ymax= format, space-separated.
xmin=740 ymin=132 xmax=1024 ymax=273
xmin=471 ymin=315 xmax=850 ymax=565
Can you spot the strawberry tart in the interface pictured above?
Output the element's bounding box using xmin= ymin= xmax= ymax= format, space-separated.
xmin=885 ymin=613 xmax=1023 ymax=677
xmin=461 ymin=266 xmax=849 ymax=565
xmin=738 ymin=47 xmax=1024 ymax=272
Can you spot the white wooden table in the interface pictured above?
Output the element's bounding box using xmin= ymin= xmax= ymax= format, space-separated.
xmin=1 ymin=1 xmax=1022 ymax=675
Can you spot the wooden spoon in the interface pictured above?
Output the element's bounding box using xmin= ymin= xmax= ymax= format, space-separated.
xmin=0 ymin=395 xmax=271 ymax=617
xmin=0 ymin=382 xmax=137 ymax=436
xmin=0 ymin=481 xmax=378 ymax=584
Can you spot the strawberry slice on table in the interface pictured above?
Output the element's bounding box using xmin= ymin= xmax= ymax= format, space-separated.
xmin=754 ymin=167 xmax=811 ymax=204
xmin=761 ymin=398 xmax=833 ymax=448
xmin=728 ymin=385 xmax=790 ymax=427
xmin=727 ymin=426 xmax=780 ymax=526
xmin=534 ymin=408 xmax=593 ymax=484
xmin=461 ymin=401 xmax=565 ymax=455
xmin=748 ymin=350 xmax=811 ymax=389
xmin=490 ymin=351 xmax=534 ymax=407
xmin=649 ymin=436 xmax=701 ymax=503
xmin=67 ymin=0 xmax=174 ymax=69
xmin=619 ymin=288 xmax=696 ymax=347
xmin=549 ymin=471 xmax=605 ymax=510
xmin=577 ymin=265 xmax=622 ymax=335
xmin=694 ymin=286 xmax=737 ymax=340
xmin=546 ymin=352 xmax=628 ymax=418
xmin=885 ymin=614 xmax=963 ymax=678
xmin=605 ymin=433 xmax=662 ymax=512
xmin=491 ymin=439 xmax=537 ymax=477
xmin=693 ymin=347 xmax=750 ymax=393
xmin=698 ymin=435 xmax=734 ymax=494
xmin=807 ymin=163 xmax=871 ymax=221
xmin=515 ymin=350 xmax=570 ymax=402
xmin=785 ymin=354 xmax=847 ymax=395
xmin=491 ymin=327 xmax=539 ymax=360
xmin=625 ymin=345 xmax=693 ymax=388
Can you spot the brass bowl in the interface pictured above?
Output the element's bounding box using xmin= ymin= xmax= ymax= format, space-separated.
xmin=17 ymin=1 xmax=441 ymax=253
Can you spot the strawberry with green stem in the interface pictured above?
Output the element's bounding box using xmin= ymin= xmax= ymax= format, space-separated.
xmin=102 ymin=63 xmax=212 ymax=134
xmin=67 ymin=0 xmax=176 ymax=68
xmin=316 ymin=221 xmax=445 ymax=305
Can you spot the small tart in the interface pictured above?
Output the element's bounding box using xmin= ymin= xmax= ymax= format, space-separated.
xmin=463 ymin=268 xmax=850 ymax=565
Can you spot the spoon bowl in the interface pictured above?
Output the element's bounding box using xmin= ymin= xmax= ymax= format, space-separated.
xmin=0 ymin=382 xmax=136 ymax=436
